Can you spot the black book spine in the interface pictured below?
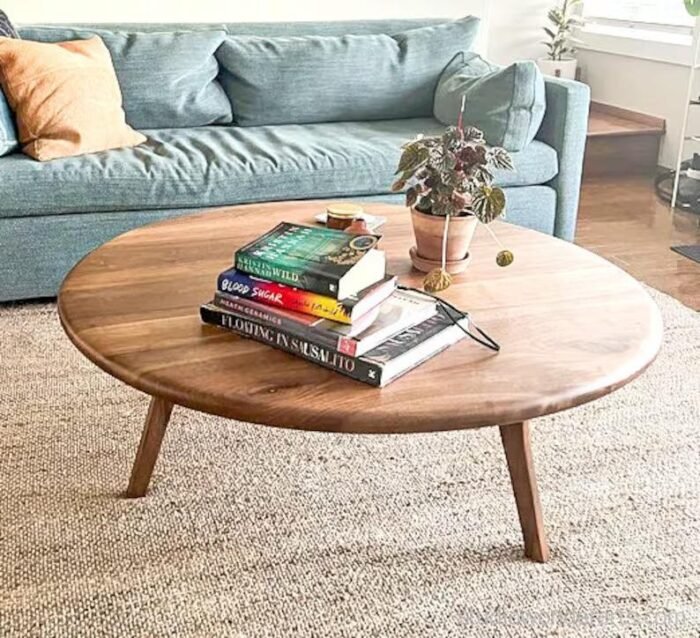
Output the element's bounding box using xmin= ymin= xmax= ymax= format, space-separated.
xmin=200 ymin=305 xmax=382 ymax=387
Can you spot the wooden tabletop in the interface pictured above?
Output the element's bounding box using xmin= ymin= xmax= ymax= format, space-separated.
xmin=58 ymin=201 xmax=663 ymax=434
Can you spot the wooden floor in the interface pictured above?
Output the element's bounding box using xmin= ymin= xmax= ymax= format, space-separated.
xmin=587 ymin=103 xmax=665 ymax=138
xmin=576 ymin=175 xmax=700 ymax=310
xmin=584 ymin=104 xmax=665 ymax=178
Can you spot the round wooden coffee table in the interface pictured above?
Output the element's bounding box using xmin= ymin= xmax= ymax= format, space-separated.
xmin=58 ymin=201 xmax=663 ymax=562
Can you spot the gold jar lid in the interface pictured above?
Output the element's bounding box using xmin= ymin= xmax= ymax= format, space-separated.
xmin=326 ymin=203 xmax=364 ymax=219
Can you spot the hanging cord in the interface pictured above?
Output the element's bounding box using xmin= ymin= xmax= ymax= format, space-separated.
xmin=441 ymin=214 xmax=450 ymax=271
xmin=482 ymin=221 xmax=504 ymax=250
xmin=396 ymin=284 xmax=500 ymax=352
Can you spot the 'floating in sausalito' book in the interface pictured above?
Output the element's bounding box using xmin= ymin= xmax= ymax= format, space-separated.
xmin=200 ymin=303 xmax=470 ymax=387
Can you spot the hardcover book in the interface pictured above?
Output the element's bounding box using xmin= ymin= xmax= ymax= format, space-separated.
xmin=234 ymin=222 xmax=386 ymax=299
xmin=200 ymin=303 xmax=468 ymax=387
xmin=213 ymin=288 xmax=436 ymax=358
xmin=217 ymin=268 xmax=396 ymax=325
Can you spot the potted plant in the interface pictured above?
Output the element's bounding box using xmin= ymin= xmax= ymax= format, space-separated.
xmin=686 ymin=0 xmax=700 ymax=16
xmin=391 ymin=114 xmax=514 ymax=291
xmin=538 ymin=0 xmax=583 ymax=80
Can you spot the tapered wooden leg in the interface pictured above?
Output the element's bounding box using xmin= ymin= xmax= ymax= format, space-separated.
xmin=499 ymin=421 xmax=550 ymax=563
xmin=126 ymin=396 xmax=174 ymax=498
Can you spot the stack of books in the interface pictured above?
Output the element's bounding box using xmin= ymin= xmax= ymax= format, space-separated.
xmin=200 ymin=222 xmax=470 ymax=386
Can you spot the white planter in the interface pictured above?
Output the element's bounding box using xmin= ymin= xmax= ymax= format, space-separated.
xmin=537 ymin=57 xmax=577 ymax=80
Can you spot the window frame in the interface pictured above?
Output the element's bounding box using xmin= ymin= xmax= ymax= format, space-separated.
xmin=584 ymin=16 xmax=693 ymax=38
xmin=582 ymin=0 xmax=694 ymax=31
xmin=578 ymin=3 xmax=697 ymax=66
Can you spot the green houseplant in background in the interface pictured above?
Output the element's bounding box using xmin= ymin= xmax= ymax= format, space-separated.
xmin=392 ymin=107 xmax=515 ymax=292
xmin=538 ymin=0 xmax=583 ymax=80
xmin=686 ymin=0 xmax=700 ymax=16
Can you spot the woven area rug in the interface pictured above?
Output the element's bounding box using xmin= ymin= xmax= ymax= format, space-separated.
xmin=1 ymin=288 xmax=698 ymax=637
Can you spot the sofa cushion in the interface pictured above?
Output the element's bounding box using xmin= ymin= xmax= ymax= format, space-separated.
xmin=0 ymin=12 xmax=20 ymax=157
xmin=19 ymin=19 xmax=447 ymax=38
xmin=434 ymin=54 xmax=546 ymax=152
xmin=18 ymin=26 xmax=232 ymax=129
xmin=216 ymin=16 xmax=480 ymax=126
xmin=0 ymin=119 xmax=558 ymax=218
xmin=0 ymin=11 xmax=19 ymax=38
xmin=0 ymin=36 xmax=146 ymax=161
xmin=0 ymin=92 xmax=17 ymax=156
xmin=1 ymin=186 xmax=557 ymax=302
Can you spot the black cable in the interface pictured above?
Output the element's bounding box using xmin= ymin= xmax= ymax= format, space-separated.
xmin=397 ymin=284 xmax=500 ymax=352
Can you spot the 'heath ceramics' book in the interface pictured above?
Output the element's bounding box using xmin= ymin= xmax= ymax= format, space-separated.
xmin=213 ymin=288 xmax=436 ymax=358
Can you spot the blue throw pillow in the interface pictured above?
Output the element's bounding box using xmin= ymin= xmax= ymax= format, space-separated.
xmin=0 ymin=9 xmax=18 ymax=38
xmin=18 ymin=26 xmax=232 ymax=129
xmin=216 ymin=16 xmax=481 ymax=127
xmin=434 ymin=53 xmax=546 ymax=152
xmin=0 ymin=10 xmax=19 ymax=156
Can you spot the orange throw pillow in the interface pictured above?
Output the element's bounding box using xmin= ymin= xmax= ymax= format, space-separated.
xmin=0 ymin=36 xmax=146 ymax=161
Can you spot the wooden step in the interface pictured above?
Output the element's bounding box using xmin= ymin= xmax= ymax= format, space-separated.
xmin=584 ymin=102 xmax=665 ymax=178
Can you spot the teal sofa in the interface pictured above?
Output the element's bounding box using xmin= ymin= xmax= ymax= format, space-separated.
xmin=0 ymin=19 xmax=590 ymax=302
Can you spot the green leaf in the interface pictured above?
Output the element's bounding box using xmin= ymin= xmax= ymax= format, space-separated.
xmin=397 ymin=145 xmax=428 ymax=175
xmin=391 ymin=178 xmax=406 ymax=192
xmin=405 ymin=186 xmax=419 ymax=208
xmin=462 ymin=126 xmax=485 ymax=143
xmin=548 ymin=9 xmax=563 ymax=24
xmin=471 ymin=186 xmax=506 ymax=224
xmin=686 ymin=0 xmax=700 ymax=17
xmin=489 ymin=147 xmax=514 ymax=171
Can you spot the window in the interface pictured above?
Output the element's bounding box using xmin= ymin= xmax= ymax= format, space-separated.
xmin=580 ymin=0 xmax=696 ymax=63
xmin=583 ymin=0 xmax=694 ymax=34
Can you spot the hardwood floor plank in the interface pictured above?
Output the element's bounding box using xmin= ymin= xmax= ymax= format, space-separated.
xmin=576 ymin=176 xmax=700 ymax=310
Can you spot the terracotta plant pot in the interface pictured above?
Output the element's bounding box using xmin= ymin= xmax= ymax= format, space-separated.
xmin=410 ymin=207 xmax=478 ymax=273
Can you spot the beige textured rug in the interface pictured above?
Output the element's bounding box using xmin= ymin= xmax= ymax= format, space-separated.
xmin=0 ymin=288 xmax=698 ymax=637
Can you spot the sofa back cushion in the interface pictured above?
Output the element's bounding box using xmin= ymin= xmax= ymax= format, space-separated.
xmin=18 ymin=26 xmax=232 ymax=129
xmin=18 ymin=19 xmax=448 ymax=38
xmin=216 ymin=16 xmax=480 ymax=127
xmin=434 ymin=54 xmax=546 ymax=152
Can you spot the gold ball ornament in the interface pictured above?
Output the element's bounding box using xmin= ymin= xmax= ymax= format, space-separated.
xmin=496 ymin=250 xmax=514 ymax=267
xmin=423 ymin=268 xmax=453 ymax=292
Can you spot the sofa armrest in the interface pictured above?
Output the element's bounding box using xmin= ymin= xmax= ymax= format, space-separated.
xmin=536 ymin=77 xmax=590 ymax=241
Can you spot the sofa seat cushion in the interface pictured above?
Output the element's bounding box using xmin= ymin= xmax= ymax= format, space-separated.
xmin=0 ymin=119 xmax=558 ymax=218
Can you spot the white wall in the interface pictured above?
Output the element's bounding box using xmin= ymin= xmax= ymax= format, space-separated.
xmin=3 ymin=0 xmax=554 ymax=64
xmin=4 ymin=0 xmax=482 ymax=23
xmin=489 ymin=0 xmax=552 ymax=64
xmin=578 ymin=50 xmax=691 ymax=168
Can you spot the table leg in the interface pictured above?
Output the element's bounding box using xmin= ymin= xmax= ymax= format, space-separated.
xmin=499 ymin=421 xmax=550 ymax=563
xmin=126 ymin=396 xmax=174 ymax=498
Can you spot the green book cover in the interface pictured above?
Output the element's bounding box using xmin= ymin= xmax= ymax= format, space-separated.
xmin=235 ymin=222 xmax=382 ymax=298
